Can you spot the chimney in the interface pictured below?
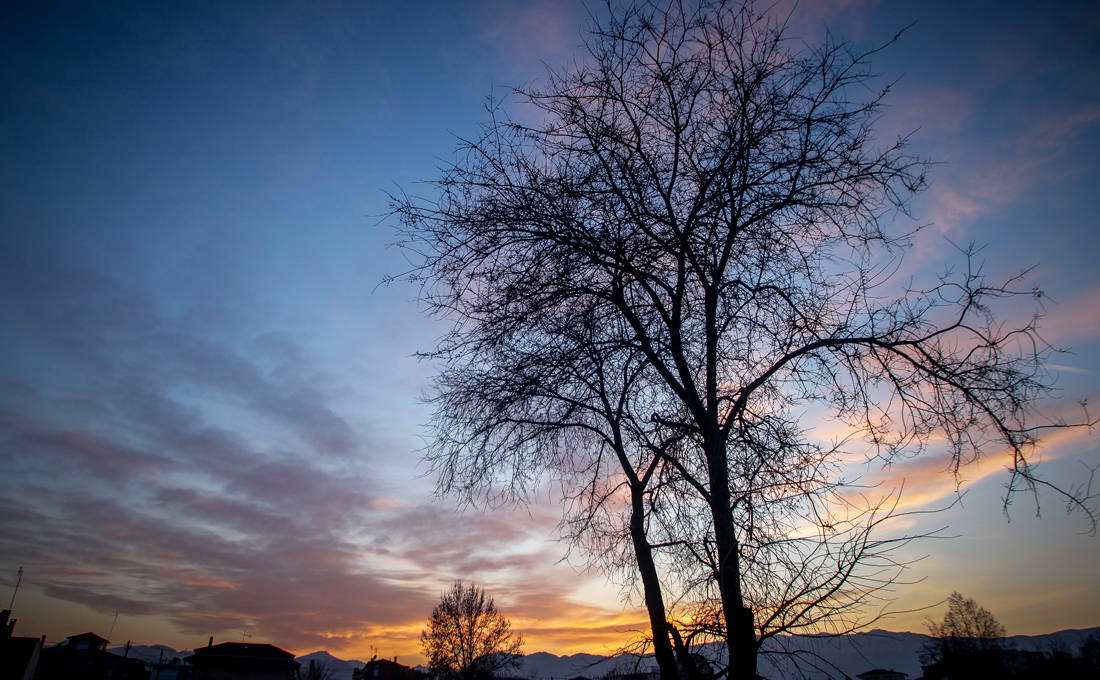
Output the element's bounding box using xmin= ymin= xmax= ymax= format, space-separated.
xmin=208 ymin=636 xmax=214 ymax=648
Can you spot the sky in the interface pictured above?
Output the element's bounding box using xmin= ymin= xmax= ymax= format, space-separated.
xmin=1 ymin=0 xmax=1098 ymax=663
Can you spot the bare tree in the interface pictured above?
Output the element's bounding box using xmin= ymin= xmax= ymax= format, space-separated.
xmin=395 ymin=2 xmax=1095 ymax=679
xmin=424 ymin=293 xmax=710 ymax=680
xmin=921 ymin=592 xmax=1006 ymax=678
xmin=420 ymin=582 xmax=523 ymax=680
xmin=927 ymin=592 xmax=1005 ymax=646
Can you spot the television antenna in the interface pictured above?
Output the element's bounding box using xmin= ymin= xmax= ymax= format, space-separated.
xmin=107 ymin=610 xmax=120 ymax=641
xmin=7 ymin=566 xmax=22 ymax=610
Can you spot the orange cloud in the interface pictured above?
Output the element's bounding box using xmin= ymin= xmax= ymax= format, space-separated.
xmin=269 ymin=593 xmax=650 ymax=662
xmin=856 ymin=418 xmax=1098 ymax=515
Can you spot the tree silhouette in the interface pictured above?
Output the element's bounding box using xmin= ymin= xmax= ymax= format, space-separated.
xmin=1079 ymin=634 xmax=1100 ymax=676
xmin=921 ymin=592 xmax=1006 ymax=679
xmin=395 ymin=1 xmax=1096 ymax=678
xmin=416 ymin=272 xmax=720 ymax=679
xmin=420 ymin=582 xmax=523 ymax=680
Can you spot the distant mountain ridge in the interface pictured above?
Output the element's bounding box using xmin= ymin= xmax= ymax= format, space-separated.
xmin=297 ymin=651 xmax=367 ymax=680
xmin=483 ymin=627 xmax=1100 ymax=680
xmin=107 ymin=626 xmax=1100 ymax=680
xmin=757 ymin=627 xmax=1084 ymax=678
xmin=105 ymin=644 xmax=188 ymax=664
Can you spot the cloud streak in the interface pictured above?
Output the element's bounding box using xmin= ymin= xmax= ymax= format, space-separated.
xmin=0 ymin=238 xmax=639 ymax=658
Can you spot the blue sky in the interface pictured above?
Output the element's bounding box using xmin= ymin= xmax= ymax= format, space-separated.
xmin=1 ymin=0 xmax=1097 ymax=659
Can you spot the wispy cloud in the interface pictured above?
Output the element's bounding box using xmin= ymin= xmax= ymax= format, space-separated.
xmin=769 ymin=0 xmax=880 ymax=42
xmin=1039 ymin=283 xmax=1100 ymax=347
xmin=0 ymin=239 xmax=637 ymax=658
xmin=922 ymin=104 xmax=1100 ymax=236
xmin=856 ymin=415 xmax=1099 ymax=516
xmin=477 ymin=0 xmax=580 ymax=66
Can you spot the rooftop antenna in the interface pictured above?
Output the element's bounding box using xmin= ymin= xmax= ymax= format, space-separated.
xmin=240 ymin=629 xmax=252 ymax=642
xmin=107 ymin=610 xmax=119 ymax=641
xmin=7 ymin=566 xmax=22 ymax=610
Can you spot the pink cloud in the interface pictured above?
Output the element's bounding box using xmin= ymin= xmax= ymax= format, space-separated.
xmin=924 ymin=104 xmax=1100 ymax=235
xmin=768 ymin=0 xmax=880 ymax=41
xmin=1039 ymin=283 xmax=1100 ymax=347
xmin=477 ymin=0 xmax=580 ymax=66
xmin=0 ymin=441 xmax=640 ymax=660
xmin=883 ymin=84 xmax=975 ymax=143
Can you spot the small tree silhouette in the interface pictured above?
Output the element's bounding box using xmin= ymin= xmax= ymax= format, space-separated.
xmin=922 ymin=592 xmax=1006 ymax=679
xmin=420 ymin=582 xmax=523 ymax=680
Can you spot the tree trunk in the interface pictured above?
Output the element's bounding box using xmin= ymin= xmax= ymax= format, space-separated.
xmin=630 ymin=482 xmax=680 ymax=680
xmin=705 ymin=439 xmax=757 ymax=680
xmin=700 ymin=278 xmax=756 ymax=679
